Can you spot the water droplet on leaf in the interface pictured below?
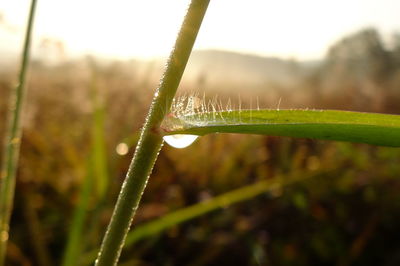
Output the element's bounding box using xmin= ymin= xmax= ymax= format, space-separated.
xmin=163 ymin=134 xmax=198 ymax=149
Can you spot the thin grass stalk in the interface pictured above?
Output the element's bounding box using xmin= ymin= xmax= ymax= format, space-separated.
xmin=0 ymin=0 xmax=37 ymax=264
xmin=61 ymin=159 xmax=93 ymax=266
xmin=88 ymin=62 xmax=109 ymax=200
xmin=62 ymin=69 xmax=110 ymax=266
xmin=94 ymin=1 xmax=210 ymax=265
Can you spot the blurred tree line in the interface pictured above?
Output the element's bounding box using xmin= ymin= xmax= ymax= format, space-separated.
xmin=307 ymin=28 xmax=400 ymax=113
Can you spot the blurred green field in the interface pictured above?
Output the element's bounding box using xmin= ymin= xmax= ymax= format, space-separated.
xmin=1 ymin=28 xmax=400 ymax=266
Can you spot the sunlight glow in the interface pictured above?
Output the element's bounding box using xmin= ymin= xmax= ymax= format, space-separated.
xmin=1 ymin=0 xmax=399 ymax=61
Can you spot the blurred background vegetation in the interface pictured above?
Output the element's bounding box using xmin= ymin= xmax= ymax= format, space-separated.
xmin=1 ymin=13 xmax=400 ymax=266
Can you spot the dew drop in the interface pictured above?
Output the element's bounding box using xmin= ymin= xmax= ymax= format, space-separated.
xmin=115 ymin=142 xmax=129 ymax=155
xmin=163 ymin=134 xmax=198 ymax=149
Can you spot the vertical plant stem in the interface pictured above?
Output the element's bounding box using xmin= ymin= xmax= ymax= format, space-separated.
xmin=0 ymin=0 xmax=37 ymax=265
xmin=61 ymin=159 xmax=93 ymax=266
xmin=62 ymin=68 xmax=110 ymax=266
xmin=95 ymin=1 xmax=210 ymax=265
xmin=88 ymin=62 xmax=109 ymax=200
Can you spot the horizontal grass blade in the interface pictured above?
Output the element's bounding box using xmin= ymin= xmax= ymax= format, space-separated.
xmin=162 ymin=109 xmax=400 ymax=147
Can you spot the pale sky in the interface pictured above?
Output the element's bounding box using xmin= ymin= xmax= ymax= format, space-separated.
xmin=1 ymin=0 xmax=400 ymax=61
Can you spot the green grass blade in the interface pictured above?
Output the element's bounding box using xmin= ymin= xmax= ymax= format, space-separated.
xmin=95 ymin=1 xmax=210 ymax=265
xmin=89 ymin=70 xmax=109 ymax=200
xmin=124 ymin=169 xmax=334 ymax=246
xmin=62 ymin=71 xmax=110 ymax=266
xmin=82 ymin=168 xmax=336 ymax=265
xmin=61 ymin=159 xmax=93 ymax=266
xmin=162 ymin=109 xmax=400 ymax=147
xmin=0 ymin=0 xmax=37 ymax=264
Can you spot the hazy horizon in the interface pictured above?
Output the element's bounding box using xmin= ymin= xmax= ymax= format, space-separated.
xmin=1 ymin=0 xmax=400 ymax=63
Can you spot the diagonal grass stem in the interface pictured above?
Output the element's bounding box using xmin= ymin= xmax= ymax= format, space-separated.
xmin=95 ymin=1 xmax=210 ymax=265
